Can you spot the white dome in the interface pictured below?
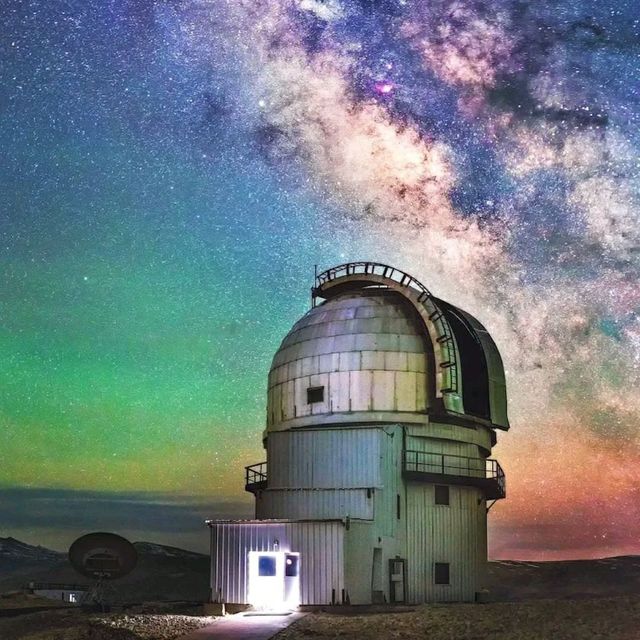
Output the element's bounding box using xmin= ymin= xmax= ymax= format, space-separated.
xmin=267 ymin=289 xmax=429 ymax=431
xmin=265 ymin=262 xmax=509 ymax=433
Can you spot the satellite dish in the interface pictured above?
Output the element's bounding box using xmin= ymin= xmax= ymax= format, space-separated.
xmin=69 ymin=532 xmax=137 ymax=580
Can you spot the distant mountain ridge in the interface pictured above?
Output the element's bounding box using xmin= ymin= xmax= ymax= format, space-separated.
xmin=488 ymin=555 xmax=640 ymax=601
xmin=0 ymin=536 xmax=209 ymax=602
xmin=0 ymin=537 xmax=65 ymax=572
xmin=0 ymin=537 xmax=64 ymax=560
xmin=0 ymin=536 xmax=206 ymax=561
xmin=132 ymin=541 xmax=206 ymax=559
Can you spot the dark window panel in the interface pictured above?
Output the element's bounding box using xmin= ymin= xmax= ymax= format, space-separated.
xmin=435 ymin=485 xmax=450 ymax=505
xmin=307 ymin=386 xmax=324 ymax=403
xmin=434 ymin=562 xmax=450 ymax=585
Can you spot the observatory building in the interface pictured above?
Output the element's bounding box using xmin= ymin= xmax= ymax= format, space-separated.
xmin=208 ymin=262 xmax=509 ymax=607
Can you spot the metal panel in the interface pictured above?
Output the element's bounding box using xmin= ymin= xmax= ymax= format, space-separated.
xmin=360 ymin=350 xmax=386 ymax=370
xmin=406 ymin=423 xmax=493 ymax=453
xmin=333 ymin=334 xmax=357 ymax=353
xmin=328 ymin=371 xmax=350 ymax=412
xmin=405 ymin=484 xmax=486 ymax=602
xmin=282 ymin=317 xmax=417 ymax=344
xmin=267 ymin=428 xmax=382 ymax=489
xmin=210 ymin=521 xmax=345 ymax=605
xmin=384 ymin=351 xmax=408 ymax=371
xmin=406 ymin=434 xmax=479 ymax=459
xmin=350 ymin=370 xmax=372 ymax=411
xmin=256 ymin=489 xmax=373 ymax=520
xmin=301 ymin=356 xmax=317 ymax=377
xmin=319 ymin=352 xmax=340 ymax=373
xmin=338 ymin=351 xmax=361 ymax=371
xmin=271 ymin=385 xmax=282 ymax=423
xmin=282 ymin=380 xmax=295 ymax=421
xmin=271 ymin=366 xmax=429 ymax=415
xmin=372 ymin=370 xmax=395 ymax=411
xmin=377 ymin=424 xmax=404 ymax=539
xmin=294 ymin=377 xmax=311 ymax=418
xmin=396 ymin=371 xmax=417 ymax=411
xmin=407 ymin=352 xmax=427 ymax=373
xmin=415 ymin=370 xmax=427 ymax=410
xmin=289 ymin=359 xmax=303 ymax=380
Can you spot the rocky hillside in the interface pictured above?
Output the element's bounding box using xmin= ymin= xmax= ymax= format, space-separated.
xmin=0 ymin=538 xmax=209 ymax=603
xmin=0 ymin=538 xmax=64 ymax=573
xmin=488 ymin=555 xmax=640 ymax=601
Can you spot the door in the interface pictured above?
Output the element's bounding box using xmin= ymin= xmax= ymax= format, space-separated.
xmin=389 ymin=558 xmax=406 ymax=603
xmin=247 ymin=551 xmax=301 ymax=610
xmin=371 ymin=548 xmax=384 ymax=603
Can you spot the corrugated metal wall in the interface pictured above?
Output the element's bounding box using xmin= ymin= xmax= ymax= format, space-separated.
xmin=256 ymin=488 xmax=373 ymax=520
xmin=377 ymin=424 xmax=404 ymax=539
xmin=406 ymin=434 xmax=479 ymax=459
xmin=405 ymin=484 xmax=486 ymax=602
xmin=210 ymin=521 xmax=345 ymax=605
xmin=267 ymin=428 xmax=383 ymax=488
xmin=406 ymin=423 xmax=493 ymax=453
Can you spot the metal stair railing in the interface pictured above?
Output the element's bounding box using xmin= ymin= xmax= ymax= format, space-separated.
xmin=426 ymin=306 xmax=459 ymax=393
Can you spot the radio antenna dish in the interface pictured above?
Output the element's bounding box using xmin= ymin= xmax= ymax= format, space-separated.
xmin=68 ymin=532 xmax=137 ymax=610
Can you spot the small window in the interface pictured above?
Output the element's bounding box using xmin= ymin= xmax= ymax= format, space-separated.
xmin=258 ymin=555 xmax=276 ymax=577
xmin=307 ymin=386 xmax=324 ymax=403
xmin=434 ymin=562 xmax=450 ymax=585
xmin=396 ymin=494 xmax=401 ymax=520
xmin=285 ymin=554 xmax=299 ymax=577
xmin=435 ymin=485 xmax=450 ymax=506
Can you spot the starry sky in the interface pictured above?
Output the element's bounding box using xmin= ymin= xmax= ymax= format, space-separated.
xmin=1 ymin=0 xmax=639 ymax=559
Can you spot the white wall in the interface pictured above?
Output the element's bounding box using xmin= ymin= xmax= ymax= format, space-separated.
xmin=210 ymin=521 xmax=345 ymax=606
xmin=32 ymin=589 xmax=84 ymax=603
xmin=405 ymin=483 xmax=486 ymax=602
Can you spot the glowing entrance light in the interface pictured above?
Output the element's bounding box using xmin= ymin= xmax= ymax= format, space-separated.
xmin=247 ymin=551 xmax=300 ymax=610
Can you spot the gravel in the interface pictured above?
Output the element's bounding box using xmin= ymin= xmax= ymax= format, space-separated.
xmin=95 ymin=613 xmax=216 ymax=639
xmin=0 ymin=609 xmax=216 ymax=640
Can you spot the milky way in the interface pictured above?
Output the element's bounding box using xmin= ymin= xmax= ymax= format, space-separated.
xmin=1 ymin=1 xmax=638 ymax=557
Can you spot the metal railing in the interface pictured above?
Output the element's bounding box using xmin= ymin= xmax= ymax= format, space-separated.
xmin=28 ymin=582 xmax=87 ymax=591
xmin=315 ymin=262 xmax=432 ymax=300
xmin=245 ymin=461 xmax=267 ymax=492
xmin=403 ymin=450 xmax=505 ymax=498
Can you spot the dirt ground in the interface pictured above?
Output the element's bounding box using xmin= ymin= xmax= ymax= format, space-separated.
xmin=0 ymin=608 xmax=216 ymax=640
xmin=2 ymin=595 xmax=639 ymax=639
xmin=275 ymin=596 xmax=640 ymax=640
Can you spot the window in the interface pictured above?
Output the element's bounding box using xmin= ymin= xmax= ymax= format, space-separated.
xmin=434 ymin=562 xmax=450 ymax=585
xmin=307 ymin=386 xmax=324 ymax=403
xmin=285 ymin=554 xmax=299 ymax=577
xmin=435 ymin=485 xmax=449 ymax=505
xmin=396 ymin=494 xmax=401 ymax=519
xmin=258 ymin=555 xmax=276 ymax=577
